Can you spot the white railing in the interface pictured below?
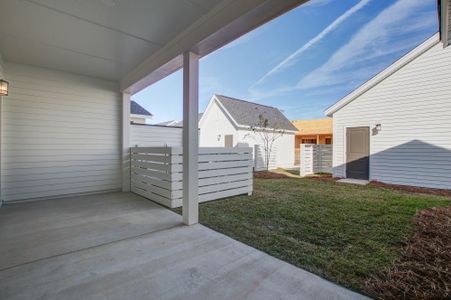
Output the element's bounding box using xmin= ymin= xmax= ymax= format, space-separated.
xmin=130 ymin=147 xmax=253 ymax=208
xmin=300 ymin=144 xmax=332 ymax=176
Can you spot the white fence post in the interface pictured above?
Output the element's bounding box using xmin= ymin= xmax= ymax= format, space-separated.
xmin=300 ymin=144 xmax=313 ymax=176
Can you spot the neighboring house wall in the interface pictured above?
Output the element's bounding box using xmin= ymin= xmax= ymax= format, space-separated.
xmin=199 ymin=100 xmax=295 ymax=168
xmin=332 ymin=41 xmax=451 ymax=189
xmin=199 ymin=101 xmax=238 ymax=147
xmin=2 ymin=63 xmax=121 ymax=202
xmin=295 ymin=135 xmax=332 ymax=146
xmin=292 ymin=118 xmax=333 ymax=165
xmin=237 ymin=130 xmax=295 ymax=169
xmin=130 ymin=124 xmax=182 ymax=147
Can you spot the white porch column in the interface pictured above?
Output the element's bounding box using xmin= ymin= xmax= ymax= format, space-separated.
xmin=122 ymin=92 xmax=131 ymax=192
xmin=182 ymin=51 xmax=199 ymax=225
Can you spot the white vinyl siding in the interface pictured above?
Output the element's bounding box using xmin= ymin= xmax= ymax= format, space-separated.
xmin=237 ymin=130 xmax=295 ymax=169
xmin=199 ymin=101 xmax=238 ymax=147
xmin=2 ymin=63 xmax=121 ymax=202
xmin=199 ymin=101 xmax=295 ymax=169
xmin=332 ymin=42 xmax=451 ymax=189
xmin=130 ymin=124 xmax=182 ymax=147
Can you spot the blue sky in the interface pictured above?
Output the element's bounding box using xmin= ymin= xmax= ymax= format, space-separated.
xmin=133 ymin=0 xmax=438 ymax=124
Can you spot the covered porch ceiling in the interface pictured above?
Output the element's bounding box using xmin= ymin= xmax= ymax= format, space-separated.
xmin=0 ymin=0 xmax=304 ymax=94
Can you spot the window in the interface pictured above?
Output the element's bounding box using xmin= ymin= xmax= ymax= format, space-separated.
xmin=325 ymin=138 xmax=332 ymax=144
xmin=302 ymin=138 xmax=317 ymax=144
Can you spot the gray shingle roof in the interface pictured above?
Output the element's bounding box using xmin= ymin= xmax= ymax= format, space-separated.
xmin=131 ymin=100 xmax=152 ymax=116
xmin=215 ymin=95 xmax=298 ymax=131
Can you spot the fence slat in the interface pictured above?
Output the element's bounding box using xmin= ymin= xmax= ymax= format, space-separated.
xmin=199 ymin=186 xmax=252 ymax=202
xmin=198 ymin=153 xmax=252 ymax=162
xmin=199 ymin=173 xmax=251 ymax=186
xmin=130 ymin=147 xmax=253 ymax=208
xmin=300 ymin=144 xmax=332 ymax=176
xmin=198 ymin=160 xmax=253 ymax=171
xmin=199 ymin=180 xmax=252 ymax=194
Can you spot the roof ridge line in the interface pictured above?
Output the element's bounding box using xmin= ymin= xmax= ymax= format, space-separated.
xmin=215 ymin=94 xmax=279 ymax=110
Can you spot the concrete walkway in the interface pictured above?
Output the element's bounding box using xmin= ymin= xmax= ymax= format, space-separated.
xmin=337 ymin=178 xmax=370 ymax=185
xmin=0 ymin=192 xmax=368 ymax=300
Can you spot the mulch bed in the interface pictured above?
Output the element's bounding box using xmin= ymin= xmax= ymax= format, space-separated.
xmin=370 ymin=181 xmax=451 ymax=197
xmin=305 ymin=174 xmax=336 ymax=182
xmin=365 ymin=206 xmax=451 ymax=300
xmin=253 ymin=171 xmax=290 ymax=179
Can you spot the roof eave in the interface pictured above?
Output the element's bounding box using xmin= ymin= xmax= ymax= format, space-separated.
xmin=213 ymin=95 xmax=242 ymax=129
xmin=324 ymin=33 xmax=440 ymax=116
xmin=237 ymin=124 xmax=297 ymax=133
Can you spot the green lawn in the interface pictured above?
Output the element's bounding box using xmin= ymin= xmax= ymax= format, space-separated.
xmin=174 ymin=177 xmax=451 ymax=295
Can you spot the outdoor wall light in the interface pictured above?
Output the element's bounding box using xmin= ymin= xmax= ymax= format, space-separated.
xmin=0 ymin=79 xmax=8 ymax=96
xmin=217 ymin=134 xmax=221 ymax=141
xmin=375 ymin=123 xmax=382 ymax=131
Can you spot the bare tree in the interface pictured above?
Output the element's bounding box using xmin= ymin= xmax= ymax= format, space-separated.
xmin=251 ymin=114 xmax=285 ymax=171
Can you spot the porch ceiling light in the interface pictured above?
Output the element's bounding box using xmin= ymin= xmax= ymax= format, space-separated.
xmin=0 ymin=79 xmax=9 ymax=96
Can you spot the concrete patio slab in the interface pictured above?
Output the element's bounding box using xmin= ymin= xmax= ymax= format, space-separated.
xmin=0 ymin=193 xmax=368 ymax=300
xmin=0 ymin=192 xmax=182 ymax=270
xmin=337 ymin=178 xmax=370 ymax=185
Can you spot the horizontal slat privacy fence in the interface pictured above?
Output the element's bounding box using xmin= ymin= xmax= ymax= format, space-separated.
xmin=254 ymin=144 xmax=277 ymax=171
xmin=131 ymin=147 xmax=253 ymax=208
xmin=300 ymin=144 xmax=332 ymax=177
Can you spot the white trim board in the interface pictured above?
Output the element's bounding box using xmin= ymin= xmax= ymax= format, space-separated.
xmin=441 ymin=0 xmax=450 ymax=47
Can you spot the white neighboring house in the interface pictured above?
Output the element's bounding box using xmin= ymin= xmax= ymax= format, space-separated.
xmin=199 ymin=94 xmax=298 ymax=169
xmin=130 ymin=100 xmax=153 ymax=124
xmin=325 ymin=33 xmax=451 ymax=190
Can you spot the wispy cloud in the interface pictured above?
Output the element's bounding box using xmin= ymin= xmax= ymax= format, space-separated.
xmin=249 ymin=0 xmax=435 ymax=101
xmin=220 ymin=28 xmax=263 ymax=51
xmin=252 ymin=0 xmax=372 ymax=88
xmin=296 ymin=0 xmax=432 ymax=91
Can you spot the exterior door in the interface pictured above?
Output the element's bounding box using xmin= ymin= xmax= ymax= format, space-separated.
xmin=346 ymin=127 xmax=369 ymax=180
xmin=224 ymin=135 xmax=233 ymax=147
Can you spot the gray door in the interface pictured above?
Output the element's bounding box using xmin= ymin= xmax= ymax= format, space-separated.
xmin=224 ymin=135 xmax=233 ymax=147
xmin=346 ymin=127 xmax=369 ymax=180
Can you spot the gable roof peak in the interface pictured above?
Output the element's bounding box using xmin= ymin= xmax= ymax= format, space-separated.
xmin=213 ymin=94 xmax=297 ymax=131
xmin=130 ymin=100 xmax=153 ymax=117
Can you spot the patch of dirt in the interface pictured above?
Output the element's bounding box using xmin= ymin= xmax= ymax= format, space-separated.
xmin=370 ymin=181 xmax=451 ymax=197
xmin=253 ymin=171 xmax=290 ymax=179
xmin=305 ymin=174 xmax=335 ymax=181
xmin=365 ymin=206 xmax=451 ymax=300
